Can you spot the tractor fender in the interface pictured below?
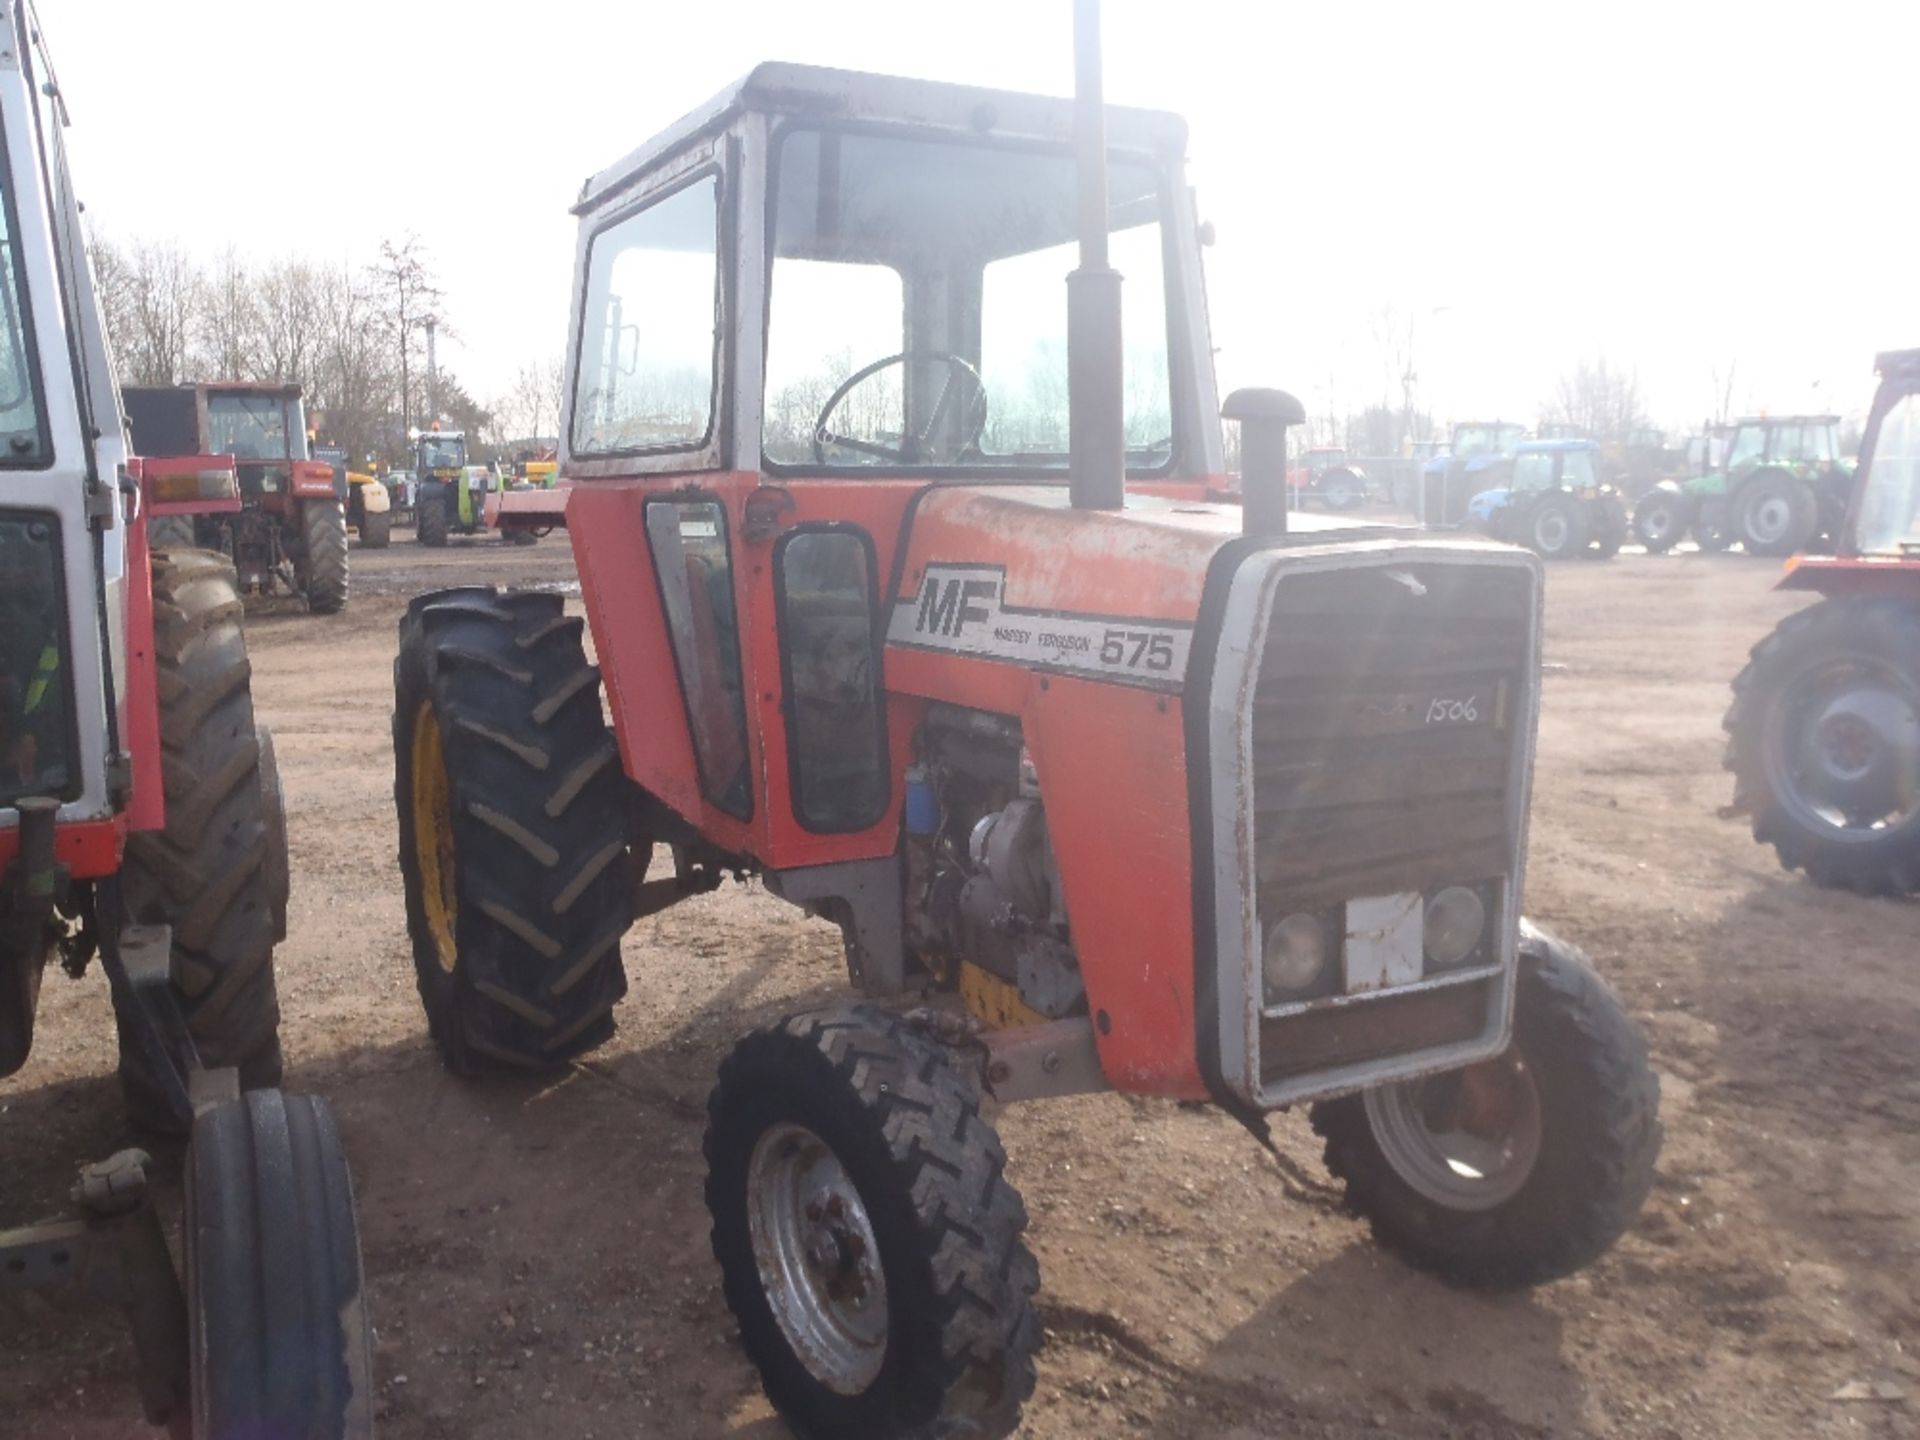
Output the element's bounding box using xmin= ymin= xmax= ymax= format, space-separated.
xmin=352 ymin=476 xmax=391 ymax=513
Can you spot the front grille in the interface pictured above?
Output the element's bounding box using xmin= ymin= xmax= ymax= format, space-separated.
xmin=1252 ymin=562 xmax=1533 ymax=918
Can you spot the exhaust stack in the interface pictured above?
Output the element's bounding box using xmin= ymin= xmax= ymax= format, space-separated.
xmin=1067 ymin=0 xmax=1125 ymax=512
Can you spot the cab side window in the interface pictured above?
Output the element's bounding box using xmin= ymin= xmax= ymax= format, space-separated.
xmin=645 ymin=499 xmax=752 ymax=818
xmin=776 ymin=529 xmax=886 ymax=831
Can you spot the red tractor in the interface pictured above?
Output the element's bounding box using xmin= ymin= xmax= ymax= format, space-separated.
xmin=392 ymin=8 xmax=1660 ymax=1436
xmin=123 ymin=381 xmax=352 ymax=613
xmin=0 ymin=12 xmax=371 ymax=1436
xmin=1286 ymin=445 xmax=1369 ymax=508
xmin=1726 ymin=349 xmax=1920 ymax=894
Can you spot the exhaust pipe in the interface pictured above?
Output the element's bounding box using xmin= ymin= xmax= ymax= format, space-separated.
xmin=1068 ymin=0 xmax=1125 ymax=512
xmin=1223 ymin=388 xmax=1306 ymax=537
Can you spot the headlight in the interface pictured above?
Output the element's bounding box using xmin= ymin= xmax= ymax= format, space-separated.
xmin=1263 ymin=911 xmax=1330 ymax=1002
xmin=1423 ymin=886 xmax=1487 ymax=968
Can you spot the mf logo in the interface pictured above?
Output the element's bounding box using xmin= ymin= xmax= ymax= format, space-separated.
xmin=915 ymin=572 xmax=999 ymax=637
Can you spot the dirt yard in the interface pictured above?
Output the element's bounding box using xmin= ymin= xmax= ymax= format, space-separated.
xmin=4 ymin=535 xmax=1917 ymax=1440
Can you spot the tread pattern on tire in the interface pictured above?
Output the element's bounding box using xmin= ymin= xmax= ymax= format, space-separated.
xmin=417 ymin=494 xmax=450 ymax=547
xmin=119 ymin=550 xmax=283 ymax=1116
xmin=302 ymin=500 xmax=349 ymax=613
xmin=188 ymin=1089 xmax=373 ymax=1439
xmin=1310 ymin=926 xmax=1662 ymax=1289
xmin=359 ymin=508 xmax=392 ymax=549
xmin=705 ymin=1005 xmax=1040 ymax=1440
xmin=392 ymin=587 xmax=632 ymax=1070
xmin=1724 ymin=596 xmax=1920 ymax=896
xmin=148 ymin=515 xmax=197 ymax=551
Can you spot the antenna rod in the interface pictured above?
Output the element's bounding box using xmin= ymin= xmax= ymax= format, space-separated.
xmin=1067 ymin=0 xmax=1126 ymax=511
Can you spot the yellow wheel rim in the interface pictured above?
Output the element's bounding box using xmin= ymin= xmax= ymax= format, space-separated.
xmin=411 ymin=700 xmax=459 ymax=974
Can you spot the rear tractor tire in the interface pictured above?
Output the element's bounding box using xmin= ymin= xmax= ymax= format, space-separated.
xmin=148 ymin=515 xmax=198 ymax=551
xmin=1318 ymin=467 xmax=1365 ymax=510
xmin=187 ymin=1089 xmax=374 ymax=1439
xmin=359 ymin=508 xmax=392 ymax=549
xmin=1724 ymin=597 xmax=1920 ymax=895
xmin=1583 ymin=498 xmax=1627 ymax=560
xmin=117 ymin=550 xmax=284 ymax=1129
xmin=1311 ymin=923 xmax=1662 ymax=1289
xmin=1735 ymin=470 xmax=1819 ymax=558
xmin=393 ymin=587 xmax=632 ymax=1071
xmin=301 ymin=500 xmax=350 ymax=614
xmin=1527 ymin=494 xmax=1586 ymax=561
xmin=705 ymin=1005 xmax=1040 ymax=1440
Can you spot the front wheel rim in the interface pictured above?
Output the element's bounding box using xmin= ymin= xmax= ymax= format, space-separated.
xmin=1363 ymin=1054 xmax=1543 ymax=1211
xmin=747 ymin=1122 xmax=889 ymax=1394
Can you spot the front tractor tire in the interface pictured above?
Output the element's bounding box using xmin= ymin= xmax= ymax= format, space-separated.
xmin=416 ymin=491 xmax=450 ymax=547
xmin=301 ymin=499 xmax=350 ymax=614
xmin=1725 ymin=597 xmax=1920 ymax=895
xmin=117 ymin=550 xmax=284 ymax=1126
xmin=393 ymin=588 xmax=632 ymax=1071
xmin=1311 ymin=924 xmax=1662 ymax=1289
xmin=705 ymin=1006 xmax=1040 ymax=1440
xmin=1632 ymin=489 xmax=1689 ymax=552
xmin=187 ymin=1089 xmax=374 ymax=1439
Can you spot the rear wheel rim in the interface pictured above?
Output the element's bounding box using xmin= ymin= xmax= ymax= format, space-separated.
xmin=1765 ymin=656 xmax=1920 ymax=841
xmin=1363 ymin=1054 xmax=1543 ymax=1211
xmin=1748 ymin=493 xmax=1794 ymax=544
xmin=410 ymin=701 xmax=459 ymax=973
xmin=1535 ymin=510 xmax=1569 ymax=552
xmin=747 ymin=1122 xmax=889 ymax=1394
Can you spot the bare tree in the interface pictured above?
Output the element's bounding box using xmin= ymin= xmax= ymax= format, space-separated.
xmin=1540 ymin=357 xmax=1648 ymax=445
xmin=372 ymin=236 xmax=444 ymax=433
xmin=98 ymin=240 xmax=201 ymax=387
xmin=197 ymin=247 xmax=259 ymax=380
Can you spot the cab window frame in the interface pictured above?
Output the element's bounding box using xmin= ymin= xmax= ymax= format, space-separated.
xmin=0 ymin=112 xmax=53 ymax=470
xmin=567 ymin=147 xmax=732 ymax=471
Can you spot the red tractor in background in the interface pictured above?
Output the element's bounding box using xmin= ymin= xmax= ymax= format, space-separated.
xmin=0 ymin=8 xmax=371 ymax=1435
xmin=393 ymin=7 xmax=1660 ymax=1436
xmin=123 ymin=381 xmax=352 ymax=612
xmin=1726 ymin=349 xmax=1920 ymax=894
xmin=1286 ymin=444 xmax=1369 ymax=509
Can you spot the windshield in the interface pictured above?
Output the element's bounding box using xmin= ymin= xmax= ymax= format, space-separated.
xmin=208 ymin=393 xmax=302 ymax=461
xmin=1726 ymin=424 xmax=1766 ymax=471
xmin=1509 ymin=452 xmax=1554 ymax=491
xmin=1856 ymin=392 xmax=1920 ymax=555
xmin=763 ymin=127 xmax=1172 ymax=471
xmin=418 ymin=436 xmax=466 ymax=470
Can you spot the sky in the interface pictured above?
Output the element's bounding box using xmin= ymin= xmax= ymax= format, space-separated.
xmin=57 ymin=0 xmax=1920 ymax=437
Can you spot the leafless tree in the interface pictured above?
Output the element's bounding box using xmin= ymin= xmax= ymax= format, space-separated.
xmin=1540 ymin=356 xmax=1648 ymax=445
xmin=372 ymin=235 xmax=444 ymax=434
xmin=197 ymin=248 xmax=259 ymax=380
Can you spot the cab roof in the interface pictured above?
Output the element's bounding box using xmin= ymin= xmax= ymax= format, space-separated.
xmin=576 ymin=61 xmax=1190 ymax=216
xmin=1515 ymin=438 xmax=1599 ymax=454
xmin=1732 ymin=413 xmax=1838 ymax=426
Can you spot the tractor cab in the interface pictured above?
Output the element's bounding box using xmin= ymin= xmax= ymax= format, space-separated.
xmin=1420 ymin=419 xmax=1525 ymax=525
xmin=1468 ymin=438 xmax=1627 ymax=560
xmin=1840 ymin=351 xmax=1920 ymax=558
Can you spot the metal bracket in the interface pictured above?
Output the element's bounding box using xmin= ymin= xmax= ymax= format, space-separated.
xmin=981 ymin=1017 xmax=1109 ymax=1103
xmin=84 ymin=474 xmax=117 ymax=529
xmin=764 ymin=857 xmax=906 ymax=994
xmin=100 ymin=922 xmax=199 ymax=1131
xmin=0 ymin=1148 xmax=189 ymax=1427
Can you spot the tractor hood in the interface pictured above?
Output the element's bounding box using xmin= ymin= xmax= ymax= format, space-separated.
xmin=887 ymin=485 xmax=1517 ymax=667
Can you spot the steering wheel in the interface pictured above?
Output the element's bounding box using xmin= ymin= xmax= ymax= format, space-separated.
xmin=813 ymin=351 xmax=988 ymax=466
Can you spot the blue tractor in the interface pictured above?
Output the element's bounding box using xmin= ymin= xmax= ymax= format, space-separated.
xmin=1467 ymin=438 xmax=1629 ymax=560
xmin=1420 ymin=420 xmax=1526 ymax=526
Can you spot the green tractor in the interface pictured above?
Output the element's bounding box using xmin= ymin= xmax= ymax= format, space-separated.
xmin=412 ymin=428 xmax=539 ymax=547
xmin=1632 ymin=414 xmax=1854 ymax=556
